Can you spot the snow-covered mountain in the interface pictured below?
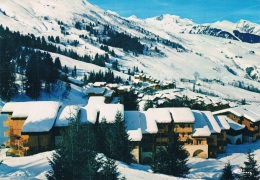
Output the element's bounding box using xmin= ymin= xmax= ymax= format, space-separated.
xmin=0 ymin=0 xmax=260 ymax=103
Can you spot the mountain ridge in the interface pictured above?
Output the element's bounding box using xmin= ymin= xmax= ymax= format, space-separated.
xmin=1 ymin=0 xmax=260 ymax=103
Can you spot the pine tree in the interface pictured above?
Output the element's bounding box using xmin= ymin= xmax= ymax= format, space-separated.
xmin=54 ymin=57 xmax=62 ymax=70
xmin=97 ymin=157 xmax=121 ymax=180
xmin=47 ymin=120 xmax=100 ymax=180
xmin=152 ymin=122 xmax=190 ymax=177
xmin=0 ymin=38 xmax=17 ymax=101
xmin=143 ymin=100 xmax=153 ymax=111
xmin=100 ymin=112 xmax=133 ymax=164
xmin=120 ymin=89 xmax=139 ymax=110
xmin=220 ymin=162 xmax=234 ymax=180
xmin=26 ymin=53 xmax=42 ymax=99
xmin=239 ymin=150 xmax=260 ymax=180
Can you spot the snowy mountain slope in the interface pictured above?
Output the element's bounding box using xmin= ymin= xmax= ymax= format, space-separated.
xmin=0 ymin=0 xmax=260 ymax=103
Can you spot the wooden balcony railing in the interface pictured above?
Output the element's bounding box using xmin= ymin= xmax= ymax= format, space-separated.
xmin=4 ymin=130 xmax=10 ymax=137
xmin=3 ymin=120 xmax=9 ymax=127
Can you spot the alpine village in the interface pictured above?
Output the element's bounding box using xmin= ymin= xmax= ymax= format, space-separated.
xmin=0 ymin=0 xmax=260 ymax=180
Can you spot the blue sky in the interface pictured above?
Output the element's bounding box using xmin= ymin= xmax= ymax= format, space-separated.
xmin=88 ymin=0 xmax=260 ymax=24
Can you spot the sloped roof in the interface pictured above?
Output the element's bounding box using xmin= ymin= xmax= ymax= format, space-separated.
xmin=146 ymin=108 xmax=171 ymax=123
xmin=124 ymin=111 xmax=142 ymax=141
xmin=226 ymin=117 xmax=245 ymax=131
xmin=55 ymin=105 xmax=80 ymax=127
xmin=202 ymin=111 xmax=221 ymax=134
xmin=169 ymin=108 xmax=195 ymax=123
xmin=214 ymin=115 xmax=230 ymax=130
xmin=2 ymin=101 xmax=61 ymax=133
xmin=213 ymin=105 xmax=260 ymax=123
xmin=192 ymin=110 xmax=211 ymax=137
xmin=140 ymin=111 xmax=158 ymax=134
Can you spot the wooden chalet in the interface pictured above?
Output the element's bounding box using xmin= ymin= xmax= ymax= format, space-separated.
xmin=1 ymin=101 xmax=61 ymax=156
xmin=213 ymin=105 xmax=260 ymax=142
xmin=225 ymin=117 xmax=245 ymax=144
xmin=86 ymin=86 xmax=114 ymax=103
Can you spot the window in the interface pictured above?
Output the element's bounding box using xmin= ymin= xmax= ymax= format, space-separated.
xmin=197 ymin=140 xmax=202 ymax=145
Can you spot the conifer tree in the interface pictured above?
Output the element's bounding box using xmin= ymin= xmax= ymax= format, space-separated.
xmin=54 ymin=57 xmax=62 ymax=70
xmin=26 ymin=53 xmax=42 ymax=99
xmin=0 ymin=40 xmax=17 ymax=101
xmin=239 ymin=150 xmax=260 ymax=180
xmin=220 ymin=162 xmax=234 ymax=180
xmin=120 ymin=89 xmax=138 ymax=110
xmin=152 ymin=122 xmax=190 ymax=177
xmin=97 ymin=157 xmax=121 ymax=180
xmin=100 ymin=112 xmax=133 ymax=164
xmin=47 ymin=120 xmax=100 ymax=180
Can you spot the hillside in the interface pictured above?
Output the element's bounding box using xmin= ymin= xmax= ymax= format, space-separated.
xmin=0 ymin=0 xmax=260 ymax=104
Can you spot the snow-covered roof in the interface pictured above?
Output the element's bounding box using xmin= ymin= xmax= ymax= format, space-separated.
xmin=140 ymin=111 xmax=158 ymax=134
xmin=104 ymin=89 xmax=114 ymax=98
xmin=86 ymin=87 xmax=106 ymax=95
xmin=2 ymin=101 xmax=61 ymax=133
xmin=99 ymin=104 xmax=124 ymax=123
xmin=93 ymin=82 xmax=106 ymax=87
xmin=169 ymin=108 xmax=195 ymax=123
xmin=106 ymin=83 xmax=119 ymax=88
xmin=202 ymin=111 xmax=221 ymax=134
xmin=146 ymin=108 xmax=172 ymax=123
xmin=55 ymin=105 xmax=80 ymax=127
xmin=124 ymin=111 xmax=142 ymax=141
xmin=213 ymin=105 xmax=260 ymax=122
xmin=192 ymin=110 xmax=211 ymax=137
xmin=84 ymin=96 xmax=106 ymax=123
xmin=214 ymin=115 xmax=230 ymax=130
xmin=226 ymin=117 xmax=245 ymax=131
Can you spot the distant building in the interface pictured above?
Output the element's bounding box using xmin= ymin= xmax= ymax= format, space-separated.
xmin=213 ymin=105 xmax=260 ymax=142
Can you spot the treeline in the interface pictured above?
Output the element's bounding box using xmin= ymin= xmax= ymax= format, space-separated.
xmin=0 ymin=24 xmax=112 ymax=67
xmin=103 ymin=31 xmax=144 ymax=54
xmin=85 ymin=70 xmax=122 ymax=84
xmin=75 ymin=21 xmax=144 ymax=54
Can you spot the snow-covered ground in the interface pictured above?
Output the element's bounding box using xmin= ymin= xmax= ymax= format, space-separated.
xmin=0 ymin=141 xmax=259 ymax=179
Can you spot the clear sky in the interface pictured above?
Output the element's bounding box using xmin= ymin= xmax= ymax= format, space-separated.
xmin=87 ymin=0 xmax=260 ymax=24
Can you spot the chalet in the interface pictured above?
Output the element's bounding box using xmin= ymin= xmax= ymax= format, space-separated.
xmin=1 ymin=101 xmax=61 ymax=156
xmin=225 ymin=117 xmax=245 ymax=144
xmin=124 ymin=108 xmax=220 ymax=163
xmin=93 ymin=82 xmax=106 ymax=87
xmin=86 ymin=86 xmax=114 ymax=103
xmin=86 ymin=86 xmax=106 ymax=97
xmin=213 ymin=105 xmax=260 ymax=142
xmin=213 ymin=115 xmax=230 ymax=153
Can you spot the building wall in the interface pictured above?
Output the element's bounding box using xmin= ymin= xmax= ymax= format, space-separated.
xmin=26 ymin=132 xmax=54 ymax=155
xmin=226 ymin=134 xmax=243 ymax=145
xmin=184 ymin=144 xmax=208 ymax=158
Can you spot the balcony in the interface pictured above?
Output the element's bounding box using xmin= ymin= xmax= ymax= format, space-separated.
xmin=3 ymin=120 xmax=9 ymax=127
xmin=174 ymin=127 xmax=193 ymax=133
xmin=4 ymin=130 xmax=10 ymax=137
